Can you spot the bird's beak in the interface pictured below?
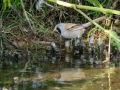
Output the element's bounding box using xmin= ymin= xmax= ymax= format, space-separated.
xmin=53 ymin=28 xmax=57 ymax=32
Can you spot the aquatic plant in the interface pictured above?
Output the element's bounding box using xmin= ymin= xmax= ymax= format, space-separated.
xmin=45 ymin=0 xmax=120 ymax=51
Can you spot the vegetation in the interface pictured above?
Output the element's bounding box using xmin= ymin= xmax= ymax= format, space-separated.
xmin=0 ymin=1 xmax=120 ymax=89
xmin=0 ymin=0 xmax=120 ymax=51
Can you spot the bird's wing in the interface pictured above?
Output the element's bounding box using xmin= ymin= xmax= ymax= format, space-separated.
xmin=65 ymin=23 xmax=77 ymax=29
xmin=65 ymin=23 xmax=85 ymax=31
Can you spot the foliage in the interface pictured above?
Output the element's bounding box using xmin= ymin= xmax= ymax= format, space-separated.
xmin=46 ymin=0 xmax=120 ymax=50
xmin=0 ymin=0 xmax=120 ymax=50
xmin=106 ymin=30 xmax=120 ymax=50
xmin=2 ymin=0 xmax=11 ymax=10
xmin=81 ymin=0 xmax=120 ymax=50
xmin=86 ymin=0 xmax=103 ymax=8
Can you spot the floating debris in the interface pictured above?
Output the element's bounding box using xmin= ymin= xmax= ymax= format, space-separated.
xmin=52 ymin=57 xmax=56 ymax=63
xmin=65 ymin=54 xmax=71 ymax=62
xmin=27 ymin=51 xmax=31 ymax=56
xmin=51 ymin=42 xmax=60 ymax=54
xmin=98 ymin=38 xmax=103 ymax=46
xmin=98 ymin=38 xmax=103 ymax=52
xmin=32 ymin=80 xmax=38 ymax=88
xmin=89 ymin=34 xmax=95 ymax=47
xmin=9 ymin=61 xmax=13 ymax=67
xmin=14 ymin=52 xmax=22 ymax=63
xmin=38 ymin=56 xmax=48 ymax=62
xmin=8 ymin=87 xmax=12 ymax=90
xmin=32 ymin=80 xmax=41 ymax=88
xmin=74 ymin=50 xmax=80 ymax=56
xmin=22 ymin=78 xmax=27 ymax=89
xmin=75 ymin=59 xmax=81 ymax=68
xmin=40 ymin=82 xmax=46 ymax=88
xmin=13 ymin=77 xmax=19 ymax=85
xmin=46 ymin=46 xmax=53 ymax=55
xmin=0 ymin=88 xmax=2 ymax=90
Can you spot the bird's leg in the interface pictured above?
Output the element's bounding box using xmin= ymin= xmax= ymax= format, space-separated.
xmin=74 ymin=36 xmax=85 ymax=54
xmin=74 ymin=36 xmax=80 ymax=48
xmin=65 ymin=40 xmax=70 ymax=53
xmin=74 ymin=36 xmax=81 ymax=56
xmin=70 ymin=39 xmax=74 ymax=51
xmin=89 ymin=34 xmax=95 ymax=47
xmin=88 ymin=34 xmax=95 ymax=54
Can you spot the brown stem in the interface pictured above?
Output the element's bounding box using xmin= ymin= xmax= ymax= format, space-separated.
xmin=82 ymin=16 xmax=106 ymax=27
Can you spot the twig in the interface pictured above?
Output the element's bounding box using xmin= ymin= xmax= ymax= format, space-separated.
xmin=82 ymin=16 xmax=106 ymax=28
xmin=46 ymin=0 xmax=120 ymax=15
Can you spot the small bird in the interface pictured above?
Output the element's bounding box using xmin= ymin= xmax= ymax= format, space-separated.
xmin=53 ymin=16 xmax=106 ymax=39
xmin=53 ymin=16 xmax=106 ymax=52
xmin=53 ymin=23 xmax=85 ymax=39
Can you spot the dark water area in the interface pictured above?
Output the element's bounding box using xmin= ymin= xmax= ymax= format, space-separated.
xmin=0 ymin=49 xmax=120 ymax=90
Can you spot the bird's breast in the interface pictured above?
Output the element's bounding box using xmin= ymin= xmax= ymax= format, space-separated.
xmin=61 ymin=29 xmax=85 ymax=39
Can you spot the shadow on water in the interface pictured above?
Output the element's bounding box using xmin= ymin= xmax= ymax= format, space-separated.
xmin=0 ymin=49 xmax=120 ymax=90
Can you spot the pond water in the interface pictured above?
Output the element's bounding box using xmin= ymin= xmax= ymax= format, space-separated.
xmin=0 ymin=50 xmax=120 ymax=90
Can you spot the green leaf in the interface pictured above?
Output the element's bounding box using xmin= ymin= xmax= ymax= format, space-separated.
xmin=7 ymin=0 xmax=11 ymax=7
xmin=3 ymin=0 xmax=7 ymax=10
xmin=86 ymin=0 xmax=103 ymax=8
xmin=107 ymin=30 xmax=120 ymax=51
xmin=29 ymin=8 xmax=32 ymax=12
xmin=2 ymin=0 xmax=11 ymax=10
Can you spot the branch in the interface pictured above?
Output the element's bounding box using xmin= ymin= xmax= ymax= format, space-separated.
xmin=46 ymin=0 xmax=120 ymax=15
xmin=82 ymin=16 xmax=106 ymax=28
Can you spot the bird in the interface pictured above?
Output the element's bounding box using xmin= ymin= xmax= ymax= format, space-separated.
xmin=53 ymin=16 xmax=106 ymax=52
xmin=53 ymin=16 xmax=106 ymax=39
xmin=53 ymin=23 xmax=85 ymax=52
xmin=53 ymin=23 xmax=86 ymax=39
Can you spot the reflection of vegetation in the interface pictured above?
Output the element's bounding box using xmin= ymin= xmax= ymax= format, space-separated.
xmin=0 ymin=49 xmax=119 ymax=89
xmin=0 ymin=68 xmax=18 ymax=87
xmin=0 ymin=0 xmax=120 ymax=89
xmin=79 ymin=67 xmax=115 ymax=90
xmin=94 ymin=73 xmax=105 ymax=78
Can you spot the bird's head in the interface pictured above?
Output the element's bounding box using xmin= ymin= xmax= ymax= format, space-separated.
xmin=53 ymin=23 xmax=65 ymax=34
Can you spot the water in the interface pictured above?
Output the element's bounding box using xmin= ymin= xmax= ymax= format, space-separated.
xmin=0 ymin=50 xmax=120 ymax=90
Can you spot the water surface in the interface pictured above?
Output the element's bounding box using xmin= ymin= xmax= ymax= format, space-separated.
xmin=0 ymin=50 xmax=120 ymax=90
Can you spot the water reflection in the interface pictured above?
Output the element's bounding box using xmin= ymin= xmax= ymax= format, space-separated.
xmin=56 ymin=68 xmax=85 ymax=84
xmin=0 ymin=50 xmax=120 ymax=89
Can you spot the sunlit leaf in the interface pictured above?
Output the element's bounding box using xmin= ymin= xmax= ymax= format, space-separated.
xmin=94 ymin=73 xmax=105 ymax=78
xmin=2 ymin=0 xmax=11 ymax=10
xmin=86 ymin=0 xmax=103 ymax=8
xmin=110 ymin=68 xmax=115 ymax=74
xmin=107 ymin=30 xmax=120 ymax=51
xmin=7 ymin=0 xmax=11 ymax=7
xmin=3 ymin=0 xmax=7 ymax=10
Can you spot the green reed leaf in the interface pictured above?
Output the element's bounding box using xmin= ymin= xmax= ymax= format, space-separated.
xmin=107 ymin=30 xmax=120 ymax=50
xmin=86 ymin=0 xmax=103 ymax=8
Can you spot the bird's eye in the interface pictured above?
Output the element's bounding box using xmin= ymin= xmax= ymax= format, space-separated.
xmin=56 ymin=27 xmax=61 ymax=34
